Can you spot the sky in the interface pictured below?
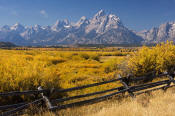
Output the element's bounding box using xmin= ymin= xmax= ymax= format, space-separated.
xmin=0 ymin=0 xmax=175 ymax=31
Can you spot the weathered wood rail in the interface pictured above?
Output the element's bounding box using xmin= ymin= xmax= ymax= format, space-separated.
xmin=0 ymin=72 xmax=175 ymax=116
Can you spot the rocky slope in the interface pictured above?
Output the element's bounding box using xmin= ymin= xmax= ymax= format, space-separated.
xmin=0 ymin=10 xmax=143 ymax=46
xmin=137 ymin=22 xmax=175 ymax=44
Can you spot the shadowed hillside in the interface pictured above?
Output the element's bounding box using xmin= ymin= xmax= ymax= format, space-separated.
xmin=0 ymin=42 xmax=16 ymax=48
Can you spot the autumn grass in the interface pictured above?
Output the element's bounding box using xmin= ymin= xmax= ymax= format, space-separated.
xmin=0 ymin=49 xmax=125 ymax=93
xmin=89 ymin=88 xmax=175 ymax=116
xmin=0 ymin=48 xmax=127 ymax=105
xmin=1 ymin=42 xmax=175 ymax=115
xmin=21 ymin=87 xmax=175 ymax=116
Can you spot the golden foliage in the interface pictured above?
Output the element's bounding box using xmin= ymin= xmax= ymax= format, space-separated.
xmin=0 ymin=49 xmax=124 ymax=95
xmin=128 ymin=41 xmax=175 ymax=76
xmin=2 ymin=42 xmax=175 ymax=104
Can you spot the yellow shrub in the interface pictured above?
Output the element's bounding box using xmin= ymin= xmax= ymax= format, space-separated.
xmin=128 ymin=41 xmax=175 ymax=77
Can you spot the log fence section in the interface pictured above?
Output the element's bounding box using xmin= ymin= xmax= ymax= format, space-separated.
xmin=38 ymin=86 xmax=54 ymax=110
xmin=118 ymin=74 xmax=135 ymax=98
xmin=0 ymin=72 xmax=175 ymax=116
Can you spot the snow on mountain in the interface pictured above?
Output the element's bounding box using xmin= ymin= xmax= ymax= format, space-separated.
xmin=137 ymin=22 xmax=175 ymax=43
xmin=51 ymin=19 xmax=71 ymax=32
xmin=85 ymin=10 xmax=123 ymax=34
xmin=0 ymin=25 xmax=11 ymax=31
xmin=10 ymin=23 xmax=25 ymax=32
xmin=75 ymin=16 xmax=89 ymax=28
xmin=0 ymin=10 xmax=150 ymax=46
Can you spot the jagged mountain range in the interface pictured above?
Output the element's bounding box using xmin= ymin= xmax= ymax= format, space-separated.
xmin=137 ymin=22 xmax=175 ymax=44
xmin=0 ymin=10 xmax=175 ymax=46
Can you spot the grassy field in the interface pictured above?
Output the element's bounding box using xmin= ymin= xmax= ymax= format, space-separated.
xmin=1 ymin=41 xmax=175 ymax=115
xmin=89 ymin=88 xmax=175 ymax=116
xmin=0 ymin=47 xmax=131 ymax=105
xmin=0 ymin=48 xmax=129 ymax=92
xmin=21 ymin=87 xmax=175 ymax=116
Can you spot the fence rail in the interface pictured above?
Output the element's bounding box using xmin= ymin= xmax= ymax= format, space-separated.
xmin=0 ymin=72 xmax=175 ymax=116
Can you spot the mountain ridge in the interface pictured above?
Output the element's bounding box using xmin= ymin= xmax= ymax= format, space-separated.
xmin=0 ymin=10 xmax=174 ymax=46
xmin=0 ymin=42 xmax=16 ymax=47
xmin=137 ymin=21 xmax=175 ymax=44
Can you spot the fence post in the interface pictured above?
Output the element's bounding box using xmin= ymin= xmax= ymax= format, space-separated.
xmin=163 ymin=73 xmax=175 ymax=91
xmin=118 ymin=74 xmax=135 ymax=98
xmin=38 ymin=86 xmax=54 ymax=110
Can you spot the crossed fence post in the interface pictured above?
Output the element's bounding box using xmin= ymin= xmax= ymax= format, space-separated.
xmin=118 ymin=74 xmax=135 ymax=98
xmin=38 ymin=86 xmax=54 ymax=110
xmin=163 ymin=72 xmax=175 ymax=91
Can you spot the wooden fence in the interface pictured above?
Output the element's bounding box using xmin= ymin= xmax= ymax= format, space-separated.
xmin=0 ymin=72 xmax=175 ymax=116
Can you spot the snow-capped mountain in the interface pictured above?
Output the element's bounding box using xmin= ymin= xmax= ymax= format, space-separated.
xmin=0 ymin=10 xmax=145 ymax=46
xmin=74 ymin=16 xmax=89 ymax=29
xmin=85 ymin=10 xmax=123 ymax=34
xmin=51 ymin=19 xmax=71 ymax=32
xmin=10 ymin=23 xmax=25 ymax=32
xmin=137 ymin=22 xmax=175 ymax=44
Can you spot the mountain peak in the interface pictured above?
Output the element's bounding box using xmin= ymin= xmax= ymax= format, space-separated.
xmin=54 ymin=20 xmax=60 ymax=25
xmin=108 ymin=14 xmax=120 ymax=21
xmin=80 ymin=16 xmax=86 ymax=21
xmin=94 ymin=10 xmax=106 ymax=18
xmin=85 ymin=10 xmax=123 ymax=34
xmin=75 ymin=16 xmax=89 ymax=28
xmin=11 ymin=23 xmax=25 ymax=32
xmin=14 ymin=22 xmax=21 ymax=26
xmin=54 ymin=19 xmax=70 ymax=26
xmin=34 ymin=24 xmax=41 ymax=28
xmin=1 ymin=25 xmax=10 ymax=31
xmin=0 ymin=10 xmax=145 ymax=46
xmin=77 ymin=16 xmax=88 ymax=23
xmin=34 ymin=24 xmax=42 ymax=31
xmin=12 ymin=22 xmax=23 ymax=27
xmin=52 ymin=19 xmax=71 ymax=31
xmin=107 ymin=14 xmax=123 ymax=27
xmin=63 ymin=19 xmax=70 ymax=25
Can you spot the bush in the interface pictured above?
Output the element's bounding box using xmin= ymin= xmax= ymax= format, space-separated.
xmin=128 ymin=41 xmax=175 ymax=77
xmin=90 ymin=54 xmax=100 ymax=61
xmin=79 ymin=53 xmax=90 ymax=60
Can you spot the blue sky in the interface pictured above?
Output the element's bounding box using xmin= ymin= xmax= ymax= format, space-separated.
xmin=0 ymin=0 xmax=175 ymax=31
